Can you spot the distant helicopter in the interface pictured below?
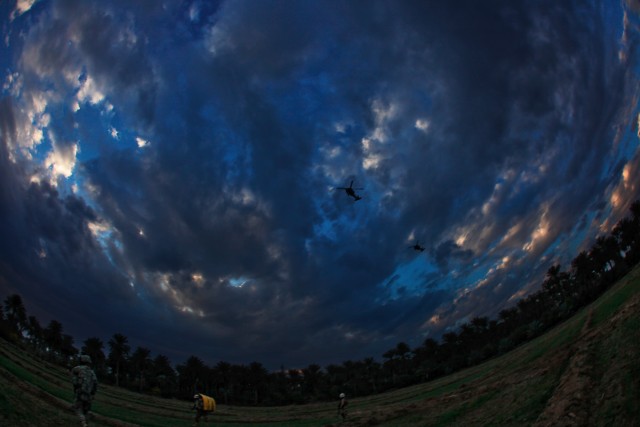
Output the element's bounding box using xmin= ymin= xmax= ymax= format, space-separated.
xmin=409 ymin=241 xmax=426 ymax=252
xmin=335 ymin=180 xmax=363 ymax=201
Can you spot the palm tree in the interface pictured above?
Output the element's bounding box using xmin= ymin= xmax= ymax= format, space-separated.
xmin=395 ymin=342 xmax=412 ymax=379
xmin=624 ymin=200 xmax=640 ymax=263
xmin=60 ymin=334 xmax=78 ymax=363
xmin=177 ymin=356 xmax=208 ymax=398
xmin=27 ymin=315 xmax=44 ymax=354
xmin=349 ymin=360 xmax=373 ymax=395
xmin=130 ymin=347 xmax=152 ymax=392
xmin=44 ymin=320 xmax=63 ymax=360
xmin=362 ymin=357 xmax=380 ymax=394
xmin=457 ymin=323 xmax=476 ymax=352
xmin=441 ymin=332 xmax=458 ymax=351
xmin=613 ymin=218 xmax=636 ymax=256
xmin=341 ymin=360 xmax=358 ymax=395
xmin=542 ymin=264 xmax=571 ymax=306
xmin=589 ymin=236 xmax=618 ymax=277
xmin=599 ymin=235 xmax=624 ymax=272
xmin=152 ymin=354 xmax=175 ymax=377
xmin=302 ymin=363 xmax=323 ymax=397
xmin=82 ymin=337 xmax=106 ymax=378
xmin=214 ymin=361 xmax=232 ymax=404
xmin=470 ymin=316 xmax=489 ymax=334
xmin=0 ymin=305 xmax=8 ymax=340
xmin=414 ymin=338 xmax=438 ymax=363
xmin=414 ymin=338 xmax=440 ymax=379
xmin=108 ymin=333 xmax=130 ymax=387
xmin=3 ymin=294 xmax=27 ymax=338
xmin=571 ymin=250 xmax=596 ymax=304
xmin=248 ymin=362 xmax=268 ymax=404
xmin=382 ymin=348 xmax=397 ymax=385
xmin=150 ymin=354 xmax=176 ymax=397
xmin=324 ymin=364 xmax=346 ymax=395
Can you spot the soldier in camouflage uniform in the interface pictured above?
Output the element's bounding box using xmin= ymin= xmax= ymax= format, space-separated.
xmin=337 ymin=392 xmax=348 ymax=421
xmin=193 ymin=394 xmax=205 ymax=426
xmin=71 ymin=354 xmax=98 ymax=427
xmin=192 ymin=393 xmax=217 ymax=426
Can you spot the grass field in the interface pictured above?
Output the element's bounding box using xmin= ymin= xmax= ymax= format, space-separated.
xmin=2 ymin=265 xmax=640 ymax=426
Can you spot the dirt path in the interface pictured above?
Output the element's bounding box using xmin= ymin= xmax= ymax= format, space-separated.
xmin=532 ymin=309 xmax=597 ymax=426
xmin=534 ymin=290 xmax=640 ymax=427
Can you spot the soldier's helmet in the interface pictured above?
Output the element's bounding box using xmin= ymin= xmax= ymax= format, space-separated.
xmin=339 ymin=393 xmax=345 ymax=398
xmin=80 ymin=354 xmax=92 ymax=364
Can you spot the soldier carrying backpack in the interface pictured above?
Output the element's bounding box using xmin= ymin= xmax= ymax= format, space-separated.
xmin=71 ymin=354 xmax=98 ymax=427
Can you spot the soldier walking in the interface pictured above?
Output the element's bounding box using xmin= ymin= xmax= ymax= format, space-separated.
xmin=71 ymin=354 xmax=98 ymax=427
xmin=337 ymin=392 xmax=348 ymax=421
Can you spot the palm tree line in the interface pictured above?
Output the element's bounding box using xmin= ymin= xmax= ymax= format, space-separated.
xmin=2 ymin=201 xmax=639 ymax=405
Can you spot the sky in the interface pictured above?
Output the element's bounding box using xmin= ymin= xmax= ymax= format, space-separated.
xmin=1 ymin=0 xmax=640 ymax=370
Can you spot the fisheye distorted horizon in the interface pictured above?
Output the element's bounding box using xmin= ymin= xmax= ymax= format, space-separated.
xmin=1 ymin=0 xmax=640 ymax=369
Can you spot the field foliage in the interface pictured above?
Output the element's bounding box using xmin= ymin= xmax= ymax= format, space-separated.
xmin=2 ymin=266 xmax=640 ymax=426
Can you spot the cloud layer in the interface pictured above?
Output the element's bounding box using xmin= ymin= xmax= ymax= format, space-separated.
xmin=1 ymin=0 xmax=640 ymax=368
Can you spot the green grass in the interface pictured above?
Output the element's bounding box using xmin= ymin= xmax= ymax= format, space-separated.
xmin=592 ymin=272 xmax=640 ymax=326
xmin=591 ymin=313 xmax=640 ymax=426
xmin=435 ymin=391 xmax=500 ymax=425
xmin=521 ymin=310 xmax=587 ymax=363
xmin=0 ymin=353 xmax=74 ymax=402
xmin=2 ymin=265 xmax=640 ymax=426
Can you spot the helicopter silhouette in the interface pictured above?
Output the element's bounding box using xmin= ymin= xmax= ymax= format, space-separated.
xmin=409 ymin=241 xmax=426 ymax=252
xmin=335 ymin=180 xmax=363 ymax=201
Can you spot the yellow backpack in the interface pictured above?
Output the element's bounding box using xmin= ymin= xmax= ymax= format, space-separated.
xmin=197 ymin=394 xmax=216 ymax=412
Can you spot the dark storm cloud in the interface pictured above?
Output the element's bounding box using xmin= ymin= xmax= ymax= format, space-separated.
xmin=397 ymin=2 xmax=607 ymax=223
xmin=0 ymin=98 xmax=22 ymax=236
xmin=433 ymin=241 xmax=474 ymax=271
xmin=1 ymin=0 xmax=639 ymax=368
xmin=17 ymin=0 xmax=158 ymax=130
xmin=0 ymin=97 xmax=142 ymax=340
xmin=24 ymin=182 xmax=96 ymax=256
